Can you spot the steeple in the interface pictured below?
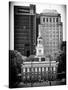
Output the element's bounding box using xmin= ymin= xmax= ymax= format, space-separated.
xmin=38 ymin=26 xmax=41 ymax=37
xmin=37 ymin=25 xmax=43 ymax=45
xmin=36 ymin=25 xmax=44 ymax=57
xmin=38 ymin=25 xmax=42 ymax=40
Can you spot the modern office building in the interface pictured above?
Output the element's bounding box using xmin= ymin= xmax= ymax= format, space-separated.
xmin=14 ymin=4 xmax=36 ymax=56
xmin=39 ymin=10 xmax=63 ymax=56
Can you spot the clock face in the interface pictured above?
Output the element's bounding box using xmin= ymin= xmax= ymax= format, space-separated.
xmin=38 ymin=49 xmax=43 ymax=55
xmin=39 ymin=50 xmax=41 ymax=53
xmin=30 ymin=10 xmax=33 ymax=14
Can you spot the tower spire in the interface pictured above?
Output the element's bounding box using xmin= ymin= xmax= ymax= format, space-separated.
xmin=35 ymin=25 xmax=44 ymax=57
xmin=38 ymin=25 xmax=41 ymax=37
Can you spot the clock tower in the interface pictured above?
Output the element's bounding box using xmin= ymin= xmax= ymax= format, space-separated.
xmin=36 ymin=26 xmax=44 ymax=57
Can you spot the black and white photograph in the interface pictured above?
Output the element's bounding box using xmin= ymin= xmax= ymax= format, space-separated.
xmin=9 ymin=1 xmax=66 ymax=88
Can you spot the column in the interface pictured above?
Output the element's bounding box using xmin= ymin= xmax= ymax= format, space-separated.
xmin=39 ymin=57 xmax=41 ymax=62
xmin=27 ymin=68 xmax=30 ymax=80
xmin=53 ymin=67 xmax=56 ymax=80
xmin=46 ymin=67 xmax=48 ymax=80
xmin=23 ymin=68 xmax=26 ymax=81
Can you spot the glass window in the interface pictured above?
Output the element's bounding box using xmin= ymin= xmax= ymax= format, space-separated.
xmin=39 ymin=67 xmax=41 ymax=72
xmin=35 ymin=67 xmax=37 ymax=72
xmin=25 ymin=68 xmax=27 ymax=72
xmin=56 ymin=18 xmax=58 ymax=22
xmin=53 ymin=18 xmax=55 ymax=22
xmin=39 ymin=40 xmax=41 ymax=44
xmin=23 ymin=76 xmax=25 ymax=78
xmin=23 ymin=68 xmax=25 ymax=72
xmin=23 ymin=26 xmax=26 ymax=29
xmin=29 ymin=68 xmax=31 ymax=72
xmin=41 ymin=58 xmax=45 ymax=61
xmin=27 ymin=75 xmax=30 ymax=78
xmin=46 ymin=18 xmax=48 ymax=22
xmin=53 ymin=67 xmax=56 ymax=71
xmin=42 ymin=67 xmax=44 ymax=72
xmin=32 ymin=68 xmax=34 ymax=72
xmin=50 ymin=18 xmax=51 ymax=22
xmin=52 ymin=67 xmax=53 ymax=71
xmin=50 ymin=67 xmax=52 ymax=71
xmin=46 ymin=67 xmax=48 ymax=71
xmin=27 ymin=68 xmax=29 ymax=72
xmin=48 ymin=67 xmax=50 ymax=71
xmin=43 ymin=18 xmax=45 ymax=22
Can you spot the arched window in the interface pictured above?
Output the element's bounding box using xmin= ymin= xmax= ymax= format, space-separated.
xmin=46 ymin=18 xmax=48 ymax=22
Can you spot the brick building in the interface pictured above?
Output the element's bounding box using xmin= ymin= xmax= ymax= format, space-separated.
xmin=39 ymin=10 xmax=63 ymax=56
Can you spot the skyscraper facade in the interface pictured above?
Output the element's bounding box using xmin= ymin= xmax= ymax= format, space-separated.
xmin=39 ymin=10 xmax=63 ymax=56
xmin=14 ymin=4 xmax=36 ymax=56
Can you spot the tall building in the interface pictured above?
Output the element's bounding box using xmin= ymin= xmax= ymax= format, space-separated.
xmin=36 ymin=14 xmax=40 ymax=44
xmin=14 ymin=4 xmax=36 ymax=56
xmin=39 ymin=10 xmax=63 ymax=56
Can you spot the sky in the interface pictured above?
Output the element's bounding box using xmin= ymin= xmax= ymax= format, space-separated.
xmin=12 ymin=2 xmax=66 ymax=41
